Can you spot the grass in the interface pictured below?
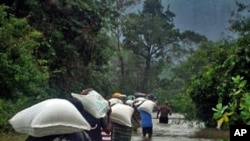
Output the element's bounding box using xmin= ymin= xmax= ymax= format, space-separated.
xmin=192 ymin=128 xmax=229 ymax=140
xmin=0 ymin=132 xmax=27 ymax=141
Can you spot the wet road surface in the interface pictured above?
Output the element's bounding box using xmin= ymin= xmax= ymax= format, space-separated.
xmin=131 ymin=113 xmax=218 ymax=141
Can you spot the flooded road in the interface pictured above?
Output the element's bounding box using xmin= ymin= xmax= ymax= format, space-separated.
xmin=131 ymin=113 xmax=223 ymax=141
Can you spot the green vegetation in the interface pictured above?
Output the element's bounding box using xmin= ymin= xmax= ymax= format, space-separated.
xmin=193 ymin=128 xmax=229 ymax=140
xmin=0 ymin=5 xmax=49 ymax=130
xmin=212 ymin=75 xmax=250 ymax=129
xmin=0 ymin=0 xmax=249 ymax=137
xmin=0 ymin=132 xmax=27 ymax=141
xmin=182 ymin=2 xmax=250 ymax=127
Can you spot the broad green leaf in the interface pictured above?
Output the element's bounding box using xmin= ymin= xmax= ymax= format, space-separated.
xmin=213 ymin=112 xmax=222 ymax=119
xmin=212 ymin=107 xmax=219 ymax=112
xmin=216 ymin=103 xmax=223 ymax=110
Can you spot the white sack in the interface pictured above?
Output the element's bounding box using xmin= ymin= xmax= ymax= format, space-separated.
xmin=9 ymin=98 xmax=91 ymax=137
xmin=135 ymin=97 xmax=146 ymax=101
xmin=134 ymin=97 xmax=146 ymax=107
xmin=71 ymin=90 xmax=109 ymax=118
xmin=109 ymin=98 xmax=123 ymax=106
xmin=138 ymin=100 xmax=156 ymax=114
xmin=110 ymin=103 xmax=134 ymax=127
xmin=125 ymin=99 xmax=134 ymax=107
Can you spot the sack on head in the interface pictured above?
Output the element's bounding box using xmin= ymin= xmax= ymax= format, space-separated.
xmin=9 ymin=98 xmax=91 ymax=137
xmin=109 ymin=98 xmax=123 ymax=106
xmin=137 ymin=100 xmax=156 ymax=113
xmin=110 ymin=103 xmax=134 ymax=127
xmin=71 ymin=90 xmax=110 ymax=118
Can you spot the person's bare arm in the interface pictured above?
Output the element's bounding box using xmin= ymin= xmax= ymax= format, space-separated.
xmin=80 ymin=88 xmax=93 ymax=95
xmin=168 ymin=107 xmax=172 ymax=116
xmin=132 ymin=112 xmax=140 ymax=128
xmin=101 ymin=112 xmax=112 ymax=134
xmin=132 ymin=107 xmax=140 ymax=128
xmin=156 ymin=107 xmax=161 ymax=118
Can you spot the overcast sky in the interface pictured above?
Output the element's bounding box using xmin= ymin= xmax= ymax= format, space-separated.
xmin=126 ymin=0 xmax=249 ymax=41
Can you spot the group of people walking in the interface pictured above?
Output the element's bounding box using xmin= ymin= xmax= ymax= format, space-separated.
xmin=12 ymin=88 xmax=172 ymax=141
xmin=108 ymin=92 xmax=172 ymax=140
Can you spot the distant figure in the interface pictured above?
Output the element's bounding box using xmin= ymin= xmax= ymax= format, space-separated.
xmin=156 ymin=101 xmax=172 ymax=124
xmin=138 ymin=109 xmax=153 ymax=138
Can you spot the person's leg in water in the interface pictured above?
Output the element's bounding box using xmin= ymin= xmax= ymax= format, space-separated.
xmin=142 ymin=127 xmax=147 ymax=137
xmin=159 ymin=117 xmax=168 ymax=124
xmin=148 ymin=127 xmax=153 ymax=138
xmin=142 ymin=127 xmax=152 ymax=138
xmin=166 ymin=116 xmax=169 ymax=124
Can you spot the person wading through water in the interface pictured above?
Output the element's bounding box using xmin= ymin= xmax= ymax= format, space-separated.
xmin=156 ymin=100 xmax=172 ymax=124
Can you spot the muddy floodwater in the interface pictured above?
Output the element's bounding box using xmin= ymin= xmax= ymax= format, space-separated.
xmin=131 ymin=113 xmax=229 ymax=141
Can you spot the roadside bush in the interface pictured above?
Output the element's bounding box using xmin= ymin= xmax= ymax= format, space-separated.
xmin=0 ymin=96 xmax=39 ymax=132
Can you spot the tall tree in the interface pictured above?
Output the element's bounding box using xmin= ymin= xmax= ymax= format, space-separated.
xmin=229 ymin=1 xmax=250 ymax=36
xmin=106 ymin=0 xmax=142 ymax=92
xmin=122 ymin=0 xmax=179 ymax=92
xmin=121 ymin=0 xmax=207 ymax=92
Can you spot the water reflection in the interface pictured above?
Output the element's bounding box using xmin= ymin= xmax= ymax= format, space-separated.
xmin=131 ymin=113 xmax=217 ymax=141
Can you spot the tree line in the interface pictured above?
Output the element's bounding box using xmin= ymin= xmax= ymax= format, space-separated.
xmin=0 ymin=0 xmax=249 ymax=130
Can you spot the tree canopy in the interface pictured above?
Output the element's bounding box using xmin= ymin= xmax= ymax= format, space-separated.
xmin=0 ymin=0 xmax=250 ymax=131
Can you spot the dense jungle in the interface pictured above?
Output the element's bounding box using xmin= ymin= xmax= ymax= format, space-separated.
xmin=0 ymin=0 xmax=250 ymax=140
